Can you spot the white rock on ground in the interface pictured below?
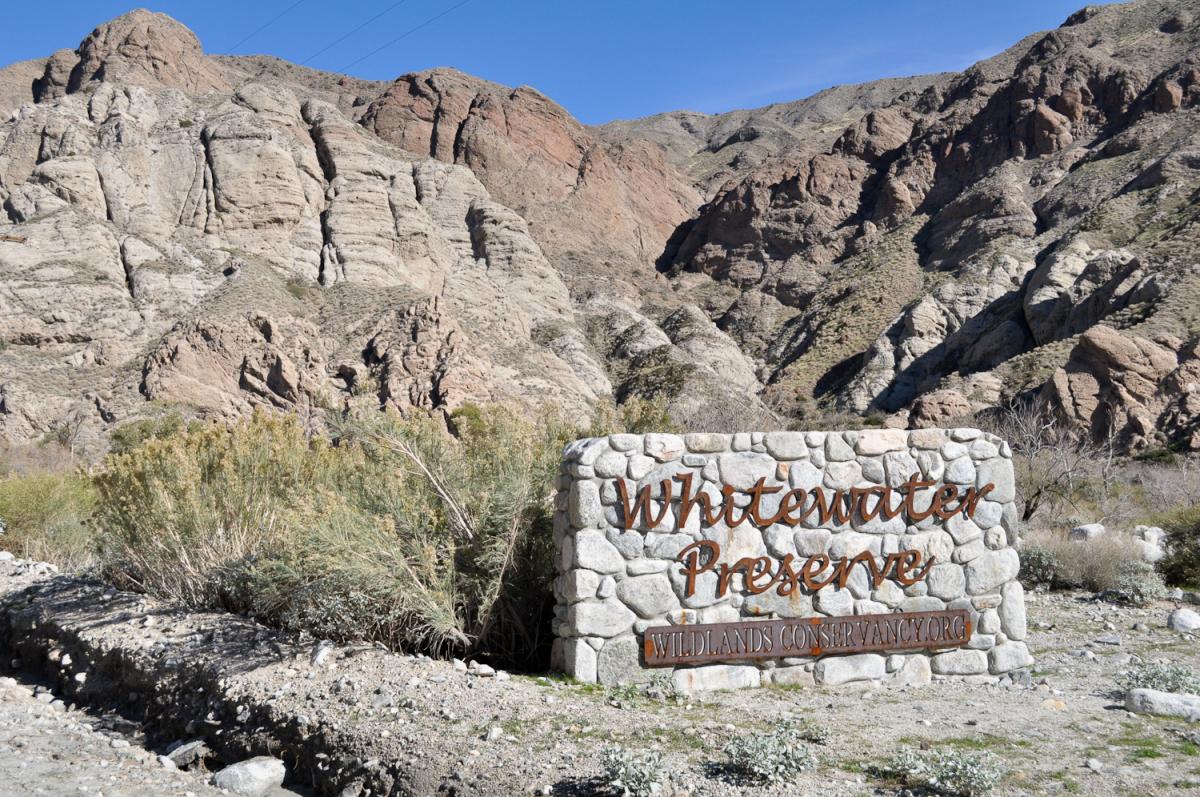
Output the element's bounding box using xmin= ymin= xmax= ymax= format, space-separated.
xmin=1125 ymin=688 xmax=1200 ymax=722
xmin=1167 ymin=608 xmax=1200 ymax=633
xmin=211 ymin=757 xmax=287 ymax=796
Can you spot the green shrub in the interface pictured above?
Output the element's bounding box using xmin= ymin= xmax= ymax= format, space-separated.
xmin=0 ymin=470 xmax=96 ymax=569
xmin=723 ymin=720 xmax=815 ymax=784
xmin=1018 ymin=545 xmax=1059 ymax=587
xmin=1154 ymin=505 xmax=1200 ymax=588
xmin=588 ymin=396 xmax=678 ymax=436
xmin=1118 ymin=663 xmax=1200 ymax=696
xmin=600 ymin=746 xmax=664 ymax=797
xmin=871 ymin=748 xmax=1004 ymax=797
xmin=108 ymin=412 xmax=190 ymax=455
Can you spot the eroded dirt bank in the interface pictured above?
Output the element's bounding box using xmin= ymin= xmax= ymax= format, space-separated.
xmin=3 ymin=559 xmax=1200 ymax=796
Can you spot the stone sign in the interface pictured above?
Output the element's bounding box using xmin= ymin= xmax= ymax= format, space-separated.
xmin=550 ymin=429 xmax=1030 ymax=690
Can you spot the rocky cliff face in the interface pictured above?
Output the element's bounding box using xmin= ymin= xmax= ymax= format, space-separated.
xmin=1 ymin=3 xmax=1199 ymax=453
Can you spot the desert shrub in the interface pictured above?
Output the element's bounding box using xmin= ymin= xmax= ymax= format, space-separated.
xmin=93 ymin=405 xmax=573 ymax=666
xmin=93 ymin=412 xmax=354 ymax=605
xmin=600 ymin=746 xmax=664 ymax=797
xmin=1019 ymin=528 xmax=1146 ymax=593
xmin=108 ymin=412 xmax=191 ymax=455
xmin=1118 ymin=663 xmax=1200 ymax=696
xmin=870 ymin=748 xmax=1004 ymax=797
xmin=1108 ymin=559 xmax=1168 ymax=606
xmin=1018 ymin=545 xmax=1059 ymax=587
xmin=588 ymin=396 xmax=678 ymax=436
xmin=723 ymin=720 xmax=815 ymax=784
xmin=0 ymin=470 xmax=96 ymax=569
xmin=1154 ymin=505 xmax=1200 ymax=588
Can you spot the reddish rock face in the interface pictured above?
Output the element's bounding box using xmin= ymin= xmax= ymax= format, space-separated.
xmin=361 ymin=69 xmax=701 ymax=290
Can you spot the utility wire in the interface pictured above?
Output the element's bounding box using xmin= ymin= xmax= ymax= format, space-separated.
xmin=222 ymin=0 xmax=310 ymax=54
xmin=300 ymin=0 xmax=413 ymax=65
xmin=338 ymin=0 xmax=474 ymax=72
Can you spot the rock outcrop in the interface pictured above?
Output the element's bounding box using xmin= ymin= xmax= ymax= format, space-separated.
xmin=3 ymin=2 xmax=1200 ymax=453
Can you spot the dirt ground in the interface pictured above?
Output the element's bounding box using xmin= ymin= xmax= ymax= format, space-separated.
xmin=2 ymin=558 xmax=1199 ymax=797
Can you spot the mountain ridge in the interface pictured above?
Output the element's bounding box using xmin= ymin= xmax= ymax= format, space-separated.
xmin=1 ymin=2 xmax=1198 ymax=454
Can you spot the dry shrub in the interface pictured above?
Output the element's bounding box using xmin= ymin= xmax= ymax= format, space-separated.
xmin=92 ymin=405 xmax=575 ymax=667
xmin=0 ymin=449 xmax=97 ymax=570
xmin=1021 ymin=528 xmax=1146 ymax=592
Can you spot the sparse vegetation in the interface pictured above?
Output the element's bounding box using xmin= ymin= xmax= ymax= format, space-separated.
xmin=870 ymin=747 xmax=1004 ymax=797
xmin=600 ymin=746 xmax=665 ymax=797
xmin=1155 ymin=504 xmax=1200 ymax=588
xmin=1019 ymin=528 xmax=1158 ymax=598
xmin=1118 ymin=663 xmax=1200 ymax=696
xmin=722 ymin=720 xmax=816 ymax=784
xmin=0 ymin=440 xmax=96 ymax=569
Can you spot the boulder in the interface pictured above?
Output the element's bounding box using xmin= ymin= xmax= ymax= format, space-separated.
xmin=211 ymin=757 xmax=286 ymax=797
xmin=1168 ymin=608 xmax=1200 ymax=633
xmin=1068 ymin=523 xmax=1105 ymax=541
xmin=1125 ymin=688 xmax=1200 ymax=722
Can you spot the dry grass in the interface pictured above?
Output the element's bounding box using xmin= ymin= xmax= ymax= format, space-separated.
xmin=1021 ymin=528 xmax=1145 ymax=592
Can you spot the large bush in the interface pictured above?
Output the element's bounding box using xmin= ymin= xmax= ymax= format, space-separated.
xmin=0 ymin=461 xmax=96 ymax=569
xmin=92 ymin=406 xmax=573 ymax=666
xmin=1154 ymin=505 xmax=1200 ymax=588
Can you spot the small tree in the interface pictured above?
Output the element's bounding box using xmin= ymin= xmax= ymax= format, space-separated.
xmin=984 ymin=400 xmax=1105 ymax=523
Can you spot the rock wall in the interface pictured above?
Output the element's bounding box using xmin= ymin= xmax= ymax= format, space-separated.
xmin=551 ymin=428 xmax=1030 ymax=690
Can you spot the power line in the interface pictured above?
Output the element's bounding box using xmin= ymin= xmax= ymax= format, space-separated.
xmin=222 ymin=0 xmax=310 ymax=55
xmin=300 ymin=0 xmax=413 ymax=65
xmin=338 ymin=0 xmax=474 ymax=73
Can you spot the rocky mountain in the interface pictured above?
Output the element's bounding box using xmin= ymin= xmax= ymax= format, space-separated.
xmin=1 ymin=3 xmax=1199 ymax=454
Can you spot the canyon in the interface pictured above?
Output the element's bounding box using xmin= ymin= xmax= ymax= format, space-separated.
xmin=2 ymin=1 xmax=1199 ymax=452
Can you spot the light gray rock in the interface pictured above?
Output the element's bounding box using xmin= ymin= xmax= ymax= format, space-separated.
xmin=795 ymin=529 xmax=832 ymax=556
xmin=616 ymin=574 xmax=679 ymax=618
xmin=886 ymin=656 xmax=932 ymax=686
xmin=572 ymin=530 xmax=624 ymax=574
xmin=1125 ymin=688 xmax=1200 ymax=722
xmin=988 ymin=641 xmax=1032 ymax=673
xmin=965 ymin=548 xmax=1019 ymax=595
xmin=930 ymin=649 xmax=988 ymax=675
xmin=944 ymin=457 xmax=976 ymax=484
xmin=764 ymin=431 xmax=808 ymax=459
xmin=815 ymin=588 xmax=854 ymax=616
xmin=593 ymin=450 xmax=628 ymax=479
xmin=562 ymin=637 xmax=598 ymax=682
xmin=824 ymin=460 xmax=863 ymax=489
xmin=673 ymin=665 xmax=760 ymax=692
xmin=855 ymin=429 xmax=908 ymax=455
xmin=560 ymin=570 xmax=599 ymax=602
xmin=744 ymin=589 xmax=813 ymax=618
xmin=926 ymin=563 xmax=966 ymax=600
xmin=684 ymin=433 xmax=728 ymax=453
xmin=976 ymin=458 xmax=1015 ymax=503
xmin=717 ymin=451 xmax=777 ymax=490
xmin=608 ymin=434 xmax=639 ymax=452
xmin=568 ymin=598 xmax=636 ymax=637
xmin=999 ymin=581 xmax=1027 ymax=640
xmin=569 ymin=480 xmax=603 ymax=528
xmin=825 ymin=434 xmax=856 ymax=462
xmin=815 ymin=653 xmax=885 ymax=685
xmin=211 ymin=757 xmax=286 ymax=797
xmin=1168 ymin=608 xmax=1200 ymax=633
xmin=596 ymin=635 xmax=644 ymax=685
xmin=644 ymin=434 xmax=685 ymax=462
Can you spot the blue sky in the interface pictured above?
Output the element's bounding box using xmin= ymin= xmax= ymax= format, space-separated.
xmin=4 ymin=1 xmax=1092 ymax=125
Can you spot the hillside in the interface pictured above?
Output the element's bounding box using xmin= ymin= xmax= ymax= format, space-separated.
xmin=1 ymin=2 xmax=1198 ymax=453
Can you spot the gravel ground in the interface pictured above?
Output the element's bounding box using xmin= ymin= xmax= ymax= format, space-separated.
xmin=0 ymin=673 xmax=228 ymax=797
xmin=2 ymin=558 xmax=1200 ymax=796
